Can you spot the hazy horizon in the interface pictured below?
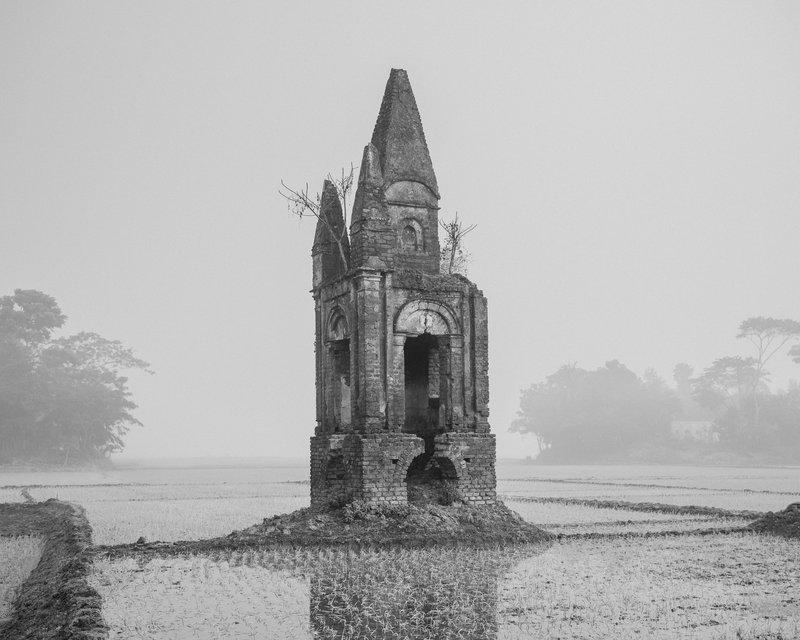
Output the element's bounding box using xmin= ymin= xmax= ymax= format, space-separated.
xmin=3 ymin=1 xmax=799 ymax=460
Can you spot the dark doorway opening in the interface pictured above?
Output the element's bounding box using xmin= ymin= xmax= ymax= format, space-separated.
xmin=330 ymin=339 xmax=351 ymax=430
xmin=405 ymin=437 xmax=460 ymax=505
xmin=403 ymin=334 xmax=442 ymax=434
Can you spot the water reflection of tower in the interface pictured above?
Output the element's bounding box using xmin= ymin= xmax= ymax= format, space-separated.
xmin=309 ymin=548 xmax=522 ymax=640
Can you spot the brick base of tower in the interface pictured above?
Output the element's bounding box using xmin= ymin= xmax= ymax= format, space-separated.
xmin=310 ymin=432 xmax=497 ymax=508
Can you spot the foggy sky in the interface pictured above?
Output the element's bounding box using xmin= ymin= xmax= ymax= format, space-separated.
xmin=2 ymin=1 xmax=799 ymax=459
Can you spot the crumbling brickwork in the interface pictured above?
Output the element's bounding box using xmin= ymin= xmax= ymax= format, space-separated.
xmin=310 ymin=69 xmax=496 ymax=508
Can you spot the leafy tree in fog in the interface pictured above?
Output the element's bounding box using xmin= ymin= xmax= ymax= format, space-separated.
xmin=737 ymin=317 xmax=800 ymax=377
xmin=692 ymin=317 xmax=800 ymax=450
xmin=512 ymin=360 xmax=679 ymax=459
xmin=0 ymin=290 xmax=150 ymax=465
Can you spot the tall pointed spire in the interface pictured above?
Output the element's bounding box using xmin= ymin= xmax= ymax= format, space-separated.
xmin=370 ymin=69 xmax=439 ymax=198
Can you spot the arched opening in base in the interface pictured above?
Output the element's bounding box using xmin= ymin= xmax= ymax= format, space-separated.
xmin=405 ymin=438 xmax=460 ymax=505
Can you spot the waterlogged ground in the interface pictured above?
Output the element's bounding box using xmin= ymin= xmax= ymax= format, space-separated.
xmin=501 ymin=534 xmax=800 ymax=640
xmin=2 ymin=462 xmax=800 ymax=638
xmin=89 ymin=535 xmax=800 ymax=640
xmin=0 ymin=537 xmax=42 ymax=624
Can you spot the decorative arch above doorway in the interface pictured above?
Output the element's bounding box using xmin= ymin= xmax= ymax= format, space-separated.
xmin=394 ymin=299 xmax=460 ymax=336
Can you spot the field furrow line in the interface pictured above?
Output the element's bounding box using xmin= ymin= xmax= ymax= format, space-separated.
xmin=502 ymin=476 xmax=800 ymax=496
xmin=502 ymin=494 xmax=765 ymax=519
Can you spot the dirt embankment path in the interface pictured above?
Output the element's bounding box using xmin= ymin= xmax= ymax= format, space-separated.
xmin=0 ymin=500 xmax=107 ymax=640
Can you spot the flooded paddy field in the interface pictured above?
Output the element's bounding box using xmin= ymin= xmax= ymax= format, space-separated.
xmin=1 ymin=461 xmax=798 ymax=639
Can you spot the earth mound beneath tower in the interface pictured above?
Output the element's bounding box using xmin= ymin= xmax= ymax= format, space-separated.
xmin=229 ymin=499 xmax=552 ymax=548
xmin=102 ymin=500 xmax=551 ymax=558
xmin=747 ymin=503 xmax=800 ymax=539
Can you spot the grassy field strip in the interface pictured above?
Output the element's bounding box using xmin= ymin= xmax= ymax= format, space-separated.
xmin=501 ymin=476 xmax=800 ymax=496
xmin=497 ymin=481 xmax=796 ymax=512
xmin=86 ymin=496 xmax=310 ymax=545
xmin=29 ymin=482 xmax=308 ymax=501
xmin=0 ymin=482 xmax=310 ymax=505
xmin=503 ymin=498 xmax=753 ymax=537
xmin=552 ymin=518 xmax=722 ymax=529
xmin=499 ymin=533 xmax=800 ymax=640
xmin=502 ymin=499 xmax=717 ymax=526
xmin=503 ymin=495 xmax=763 ymax=519
xmin=550 ymin=519 xmax=752 ymax=538
xmin=0 ymin=480 xmax=310 ymax=490
xmin=0 ymin=466 xmax=308 ymax=490
xmin=0 ymin=537 xmax=43 ymax=624
xmin=496 ymin=464 xmax=800 ymax=493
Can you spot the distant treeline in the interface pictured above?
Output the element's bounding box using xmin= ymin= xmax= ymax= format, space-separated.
xmin=0 ymin=290 xmax=149 ymax=465
xmin=514 ymin=317 xmax=800 ymax=464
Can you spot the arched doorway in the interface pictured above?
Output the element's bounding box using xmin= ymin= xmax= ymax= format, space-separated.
xmin=405 ymin=443 xmax=460 ymax=505
xmin=394 ymin=299 xmax=460 ymax=436
xmin=403 ymin=333 xmax=442 ymax=434
xmin=327 ymin=307 xmax=351 ymax=430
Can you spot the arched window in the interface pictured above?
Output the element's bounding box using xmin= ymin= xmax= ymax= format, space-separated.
xmin=400 ymin=219 xmax=424 ymax=252
xmin=402 ymin=225 xmax=418 ymax=250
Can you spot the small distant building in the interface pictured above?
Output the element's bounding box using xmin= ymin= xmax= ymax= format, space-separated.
xmin=309 ymin=69 xmax=496 ymax=508
xmin=670 ymin=420 xmax=718 ymax=443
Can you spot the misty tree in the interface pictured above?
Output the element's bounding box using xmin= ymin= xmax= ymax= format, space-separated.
xmin=689 ymin=318 xmax=800 ymax=446
xmin=0 ymin=289 xmax=150 ymax=465
xmin=673 ymin=363 xmax=693 ymax=396
xmin=692 ymin=356 xmax=760 ymax=411
xmin=439 ymin=212 xmax=476 ymax=276
xmin=279 ymin=165 xmax=354 ymax=271
xmin=737 ymin=317 xmax=800 ymax=435
xmin=691 ymin=355 xmax=760 ymax=442
xmin=672 ymin=362 xmax=712 ymax=421
xmin=737 ymin=317 xmax=800 ymax=389
xmin=693 ymin=357 xmax=800 ymax=451
xmin=512 ymin=360 xmax=679 ymax=460
xmin=757 ymin=383 xmax=800 ymax=450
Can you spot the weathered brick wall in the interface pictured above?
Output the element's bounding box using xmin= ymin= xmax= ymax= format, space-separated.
xmin=471 ymin=291 xmax=490 ymax=433
xmin=434 ymin=433 xmax=497 ymax=504
xmin=349 ymin=219 xmax=397 ymax=270
xmin=310 ymin=434 xmax=363 ymax=508
xmin=359 ymin=434 xmax=424 ymax=504
xmin=311 ymin=432 xmax=495 ymax=507
xmin=311 ymin=434 xmax=424 ymax=507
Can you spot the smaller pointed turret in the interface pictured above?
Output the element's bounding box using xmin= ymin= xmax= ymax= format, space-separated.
xmin=312 ymin=180 xmax=349 ymax=288
xmin=349 ymin=142 xmax=393 ymax=270
xmin=350 ymin=143 xmax=385 ymax=230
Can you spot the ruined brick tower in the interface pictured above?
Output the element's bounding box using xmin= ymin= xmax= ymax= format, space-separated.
xmin=310 ymin=69 xmax=495 ymax=507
